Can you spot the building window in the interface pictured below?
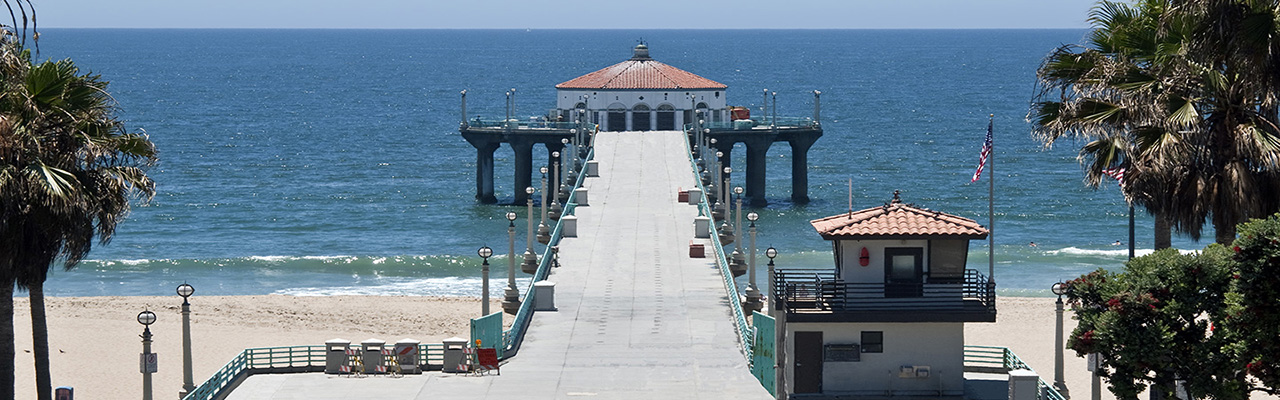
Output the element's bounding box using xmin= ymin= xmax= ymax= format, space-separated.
xmin=862 ymin=331 xmax=883 ymax=353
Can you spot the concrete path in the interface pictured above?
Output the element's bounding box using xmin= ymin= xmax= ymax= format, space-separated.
xmin=225 ymin=131 xmax=771 ymax=400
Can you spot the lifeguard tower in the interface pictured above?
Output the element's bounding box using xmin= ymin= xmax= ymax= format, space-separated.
xmin=771 ymin=191 xmax=997 ymax=398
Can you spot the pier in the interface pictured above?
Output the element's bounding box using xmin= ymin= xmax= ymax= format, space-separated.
xmin=460 ymin=93 xmax=822 ymax=206
xmin=219 ymin=131 xmax=772 ymax=399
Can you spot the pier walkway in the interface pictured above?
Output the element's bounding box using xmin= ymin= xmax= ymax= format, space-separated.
xmin=223 ymin=131 xmax=771 ymax=399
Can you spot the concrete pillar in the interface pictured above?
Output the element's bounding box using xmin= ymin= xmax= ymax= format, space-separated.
xmin=626 ymin=111 xmax=634 ymax=131
xmin=788 ymin=136 xmax=817 ymax=205
xmin=744 ymin=140 xmax=772 ymax=207
xmin=650 ymin=112 xmax=658 ymax=131
xmin=475 ymin=142 xmax=499 ymax=204
xmin=512 ymin=139 xmax=535 ymax=206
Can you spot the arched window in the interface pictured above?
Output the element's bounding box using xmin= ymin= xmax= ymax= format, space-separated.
xmin=633 ymin=103 xmax=651 ymax=111
xmin=574 ymin=102 xmax=587 ymax=109
xmin=657 ymin=104 xmax=675 ymax=111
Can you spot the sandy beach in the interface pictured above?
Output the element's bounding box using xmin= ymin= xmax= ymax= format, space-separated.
xmin=12 ymin=295 xmax=1099 ymax=400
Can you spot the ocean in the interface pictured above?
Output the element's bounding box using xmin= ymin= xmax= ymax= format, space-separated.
xmin=26 ymin=29 xmax=1212 ymax=298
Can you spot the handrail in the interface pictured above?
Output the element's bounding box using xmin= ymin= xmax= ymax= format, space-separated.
xmin=682 ymin=129 xmax=755 ymax=364
xmin=773 ymin=269 xmax=996 ymax=314
xmin=500 ymin=133 xmax=596 ymax=359
xmin=182 ymin=345 xmax=326 ymax=400
xmin=964 ymin=345 xmax=1067 ymax=400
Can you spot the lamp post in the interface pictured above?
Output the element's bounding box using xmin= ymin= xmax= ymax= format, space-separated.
xmin=766 ymin=247 xmax=786 ymax=400
xmin=537 ymin=167 xmax=550 ymax=244
xmin=522 ymin=187 xmax=539 ymax=274
xmin=504 ymin=212 xmax=520 ymax=314
xmin=743 ymin=212 xmax=762 ymax=312
xmin=719 ymin=168 xmax=734 ymax=245
xmin=478 ymin=246 xmax=493 ymax=315
xmin=177 ymin=283 xmax=195 ymax=398
xmin=1052 ymin=281 xmax=1070 ymax=398
xmin=731 ymin=186 xmax=746 ymax=270
xmin=138 ymin=309 xmax=157 ymax=400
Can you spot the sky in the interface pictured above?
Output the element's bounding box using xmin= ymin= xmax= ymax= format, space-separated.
xmin=35 ymin=0 xmax=1099 ymax=29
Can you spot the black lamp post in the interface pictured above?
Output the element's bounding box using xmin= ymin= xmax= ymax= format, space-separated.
xmin=137 ymin=310 xmax=157 ymax=400
xmin=478 ymin=246 xmax=493 ymax=316
xmin=177 ymin=283 xmax=195 ymax=397
xmin=1052 ymin=281 xmax=1070 ymax=398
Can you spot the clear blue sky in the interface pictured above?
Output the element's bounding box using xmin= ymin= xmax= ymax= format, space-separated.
xmin=37 ymin=0 xmax=1097 ymax=29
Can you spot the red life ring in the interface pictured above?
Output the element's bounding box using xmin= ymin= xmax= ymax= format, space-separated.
xmin=859 ymin=247 xmax=870 ymax=267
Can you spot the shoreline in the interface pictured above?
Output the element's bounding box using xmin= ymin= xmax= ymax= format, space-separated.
xmin=12 ymin=295 xmax=1098 ymax=400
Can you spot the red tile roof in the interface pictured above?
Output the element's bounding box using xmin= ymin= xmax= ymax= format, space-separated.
xmin=556 ymin=48 xmax=726 ymax=90
xmin=810 ymin=192 xmax=989 ymax=240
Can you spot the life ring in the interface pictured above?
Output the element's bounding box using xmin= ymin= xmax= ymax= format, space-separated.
xmin=859 ymin=247 xmax=870 ymax=267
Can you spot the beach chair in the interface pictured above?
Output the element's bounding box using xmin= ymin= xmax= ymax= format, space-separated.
xmin=474 ymin=348 xmax=500 ymax=375
xmin=339 ymin=348 xmax=364 ymax=377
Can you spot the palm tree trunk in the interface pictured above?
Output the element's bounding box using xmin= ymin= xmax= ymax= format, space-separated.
xmin=1214 ymin=220 xmax=1236 ymax=246
xmin=1155 ymin=214 xmax=1173 ymax=250
xmin=30 ymin=282 xmax=51 ymax=400
xmin=0 ymin=282 xmax=14 ymax=400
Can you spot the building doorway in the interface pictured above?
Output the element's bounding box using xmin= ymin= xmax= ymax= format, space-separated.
xmin=632 ymin=104 xmax=651 ymax=131
xmin=794 ymin=331 xmax=823 ymax=394
xmin=885 ymin=247 xmax=924 ymax=297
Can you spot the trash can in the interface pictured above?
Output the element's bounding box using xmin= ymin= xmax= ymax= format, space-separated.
xmin=54 ymin=387 xmax=72 ymax=400
xmin=324 ymin=338 xmax=351 ymax=374
xmin=695 ymin=215 xmax=711 ymax=238
xmin=562 ymin=215 xmax=578 ymax=237
xmin=574 ymin=187 xmax=589 ymax=206
xmin=394 ymin=338 xmax=421 ymax=374
xmin=687 ymin=187 xmax=702 ymax=205
xmin=361 ymin=338 xmax=386 ymax=374
xmin=586 ymin=160 xmax=599 ymax=177
xmin=442 ymin=337 xmax=469 ymax=373
xmin=534 ymin=281 xmax=557 ymax=311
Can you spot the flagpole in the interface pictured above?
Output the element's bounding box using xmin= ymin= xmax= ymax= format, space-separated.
xmin=988 ymin=114 xmax=995 ymax=283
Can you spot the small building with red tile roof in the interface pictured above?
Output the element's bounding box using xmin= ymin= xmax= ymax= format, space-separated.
xmin=771 ymin=190 xmax=997 ymax=398
xmin=554 ymin=44 xmax=728 ymax=132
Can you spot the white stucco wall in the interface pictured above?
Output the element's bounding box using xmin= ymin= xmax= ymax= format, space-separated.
xmin=835 ymin=239 xmax=930 ymax=283
xmin=786 ymin=322 xmax=966 ymax=397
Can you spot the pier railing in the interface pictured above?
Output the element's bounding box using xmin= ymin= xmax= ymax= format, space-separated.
xmin=465 ymin=117 xmax=591 ymax=131
xmin=964 ymin=346 xmax=1067 ymax=400
xmin=685 ymin=116 xmax=818 ymax=131
xmin=182 ymin=343 xmax=445 ymax=400
xmin=681 ymin=135 xmax=755 ymax=364
xmin=500 ymin=146 xmax=594 ymax=358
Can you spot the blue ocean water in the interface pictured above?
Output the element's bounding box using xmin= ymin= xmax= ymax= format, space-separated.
xmin=27 ymin=29 xmax=1213 ymax=297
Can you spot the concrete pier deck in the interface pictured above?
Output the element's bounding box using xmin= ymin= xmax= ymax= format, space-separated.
xmin=224 ymin=131 xmax=771 ymax=399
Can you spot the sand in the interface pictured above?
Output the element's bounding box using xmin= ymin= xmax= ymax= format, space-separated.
xmin=11 ymin=295 xmax=1098 ymax=400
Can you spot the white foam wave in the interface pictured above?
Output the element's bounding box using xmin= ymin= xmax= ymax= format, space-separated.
xmin=271 ymin=276 xmax=533 ymax=297
xmin=1046 ymin=247 xmax=1196 ymax=257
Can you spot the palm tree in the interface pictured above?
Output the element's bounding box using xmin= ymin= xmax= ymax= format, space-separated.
xmin=1030 ymin=0 xmax=1280 ymax=247
xmin=0 ymin=40 xmax=156 ymax=400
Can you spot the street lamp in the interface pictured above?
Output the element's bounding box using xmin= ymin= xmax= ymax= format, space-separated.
xmin=1052 ymin=281 xmax=1070 ymax=398
xmin=556 ymin=149 xmax=569 ymax=204
xmin=537 ymin=166 xmax=550 ymax=245
xmin=719 ymin=168 xmax=735 ymax=245
xmin=523 ymin=187 xmax=539 ymax=274
xmin=766 ymin=247 xmax=786 ymax=400
xmin=138 ymin=309 xmax=157 ymax=400
xmin=731 ymin=186 xmax=746 ymax=272
xmin=177 ymin=283 xmax=195 ymax=397
xmin=478 ymin=246 xmax=493 ymax=315
xmin=504 ymin=212 xmax=520 ymax=314
xmin=743 ymin=212 xmax=762 ymax=312
xmin=562 ymin=139 xmax=577 ymax=185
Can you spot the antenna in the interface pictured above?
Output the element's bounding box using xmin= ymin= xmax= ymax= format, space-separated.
xmin=847 ymin=177 xmax=853 ymax=218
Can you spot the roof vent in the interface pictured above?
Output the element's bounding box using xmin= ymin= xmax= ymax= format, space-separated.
xmin=631 ymin=44 xmax=652 ymax=61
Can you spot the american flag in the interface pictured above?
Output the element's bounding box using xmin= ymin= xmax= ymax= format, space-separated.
xmin=971 ymin=120 xmax=993 ymax=182
xmin=1103 ymin=167 xmax=1126 ymax=188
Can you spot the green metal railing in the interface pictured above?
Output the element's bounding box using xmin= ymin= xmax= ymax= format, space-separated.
xmin=681 ymin=132 xmax=755 ymax=363
xmin=465 ymin=118 xmax=587 ymax=130
xmin=182 ymin=346 xmax=325 ymax=400
xmin=684 ymin=116 xmax=817 ymax=131
xmin=500 ymin=144 xmax=595 ymax=358
xmin=965 ymin=345 xmax=1067 ymax=400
